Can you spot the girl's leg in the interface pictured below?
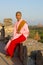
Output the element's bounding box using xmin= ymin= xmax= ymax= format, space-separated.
xmin=6 ymin=34 xmax=26 ymax=57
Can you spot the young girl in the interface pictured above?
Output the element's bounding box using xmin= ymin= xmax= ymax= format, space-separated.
xmin=4 ymin=11 xmax=29 ymax=57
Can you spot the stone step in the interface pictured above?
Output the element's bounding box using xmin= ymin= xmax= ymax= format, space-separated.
xmin=0 ymin=53 xmax=22 ymax=65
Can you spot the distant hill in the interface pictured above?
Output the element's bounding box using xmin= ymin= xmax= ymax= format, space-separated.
xmin=37 ymin=23 xmax=43 ymax=27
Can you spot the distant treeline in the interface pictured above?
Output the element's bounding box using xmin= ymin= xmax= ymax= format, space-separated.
xmin=28 ymin=26 xmax=43 ymax=43
xmin=29 ymin=26 xmax=43 ymax=30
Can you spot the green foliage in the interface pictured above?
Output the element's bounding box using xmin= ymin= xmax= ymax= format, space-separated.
xmin=38 ymin=39 xmax=43 ymax=43
xmin=29 ymin=26 xmax=43 ymax=43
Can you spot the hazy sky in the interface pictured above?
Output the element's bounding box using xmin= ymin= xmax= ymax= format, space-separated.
xmin=0 ymin=0 xmax=43 ymax=25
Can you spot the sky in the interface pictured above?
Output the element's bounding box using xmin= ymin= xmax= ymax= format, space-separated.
xmin=0 ymin=0 xmax=43 ymax=25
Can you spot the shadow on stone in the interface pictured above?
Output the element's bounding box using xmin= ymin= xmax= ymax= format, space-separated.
xmin=30 ymin=50 xmax=43 ymax=65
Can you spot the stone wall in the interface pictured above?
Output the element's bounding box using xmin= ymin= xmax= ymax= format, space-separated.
xmin=23 ymin=39 xmax=43 ymax=56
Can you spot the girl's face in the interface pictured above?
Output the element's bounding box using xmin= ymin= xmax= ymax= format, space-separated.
xmin=16 ymin=13 xmax=22 ymax=21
